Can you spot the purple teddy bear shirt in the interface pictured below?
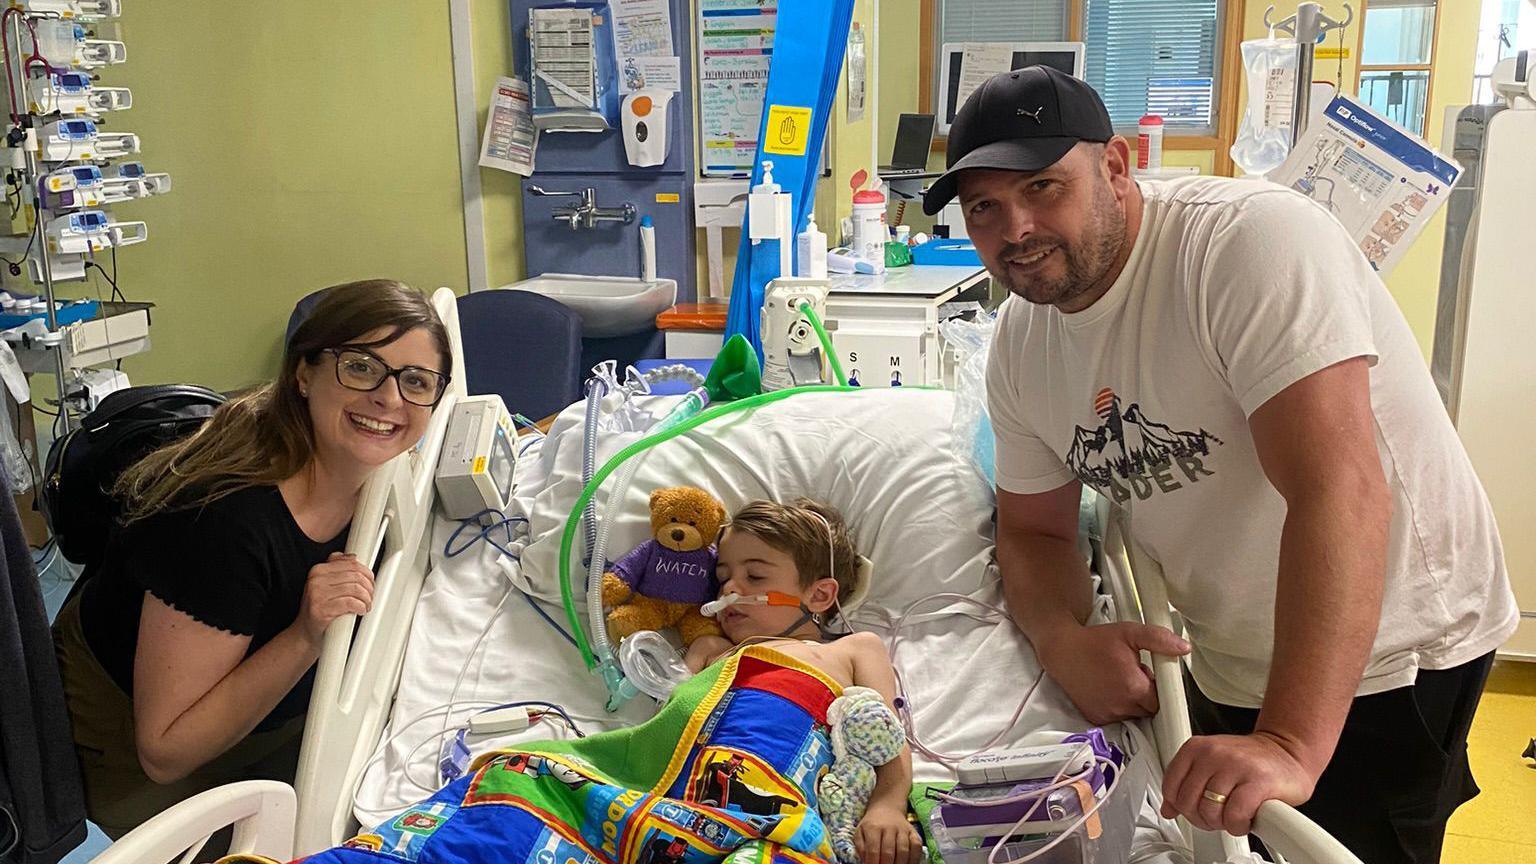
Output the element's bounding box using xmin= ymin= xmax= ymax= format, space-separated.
xmin=609 ymin=539 xmax=718 ymax=604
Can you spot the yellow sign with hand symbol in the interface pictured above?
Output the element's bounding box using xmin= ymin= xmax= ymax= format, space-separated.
xmin=763 ymin=105 xmax=813 ymax=156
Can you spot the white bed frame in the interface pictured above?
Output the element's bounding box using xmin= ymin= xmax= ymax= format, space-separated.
xmin=88 ymin=300 xmax=1359 ymax=862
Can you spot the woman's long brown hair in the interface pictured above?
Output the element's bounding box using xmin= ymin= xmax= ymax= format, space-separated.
xmin=115 ymin=279 xmax=451 ymax=522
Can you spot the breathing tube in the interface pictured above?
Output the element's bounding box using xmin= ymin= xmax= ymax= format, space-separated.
xmin=580 ymin=363 xmax=708 ymax=567
xmin=585 ymin=386 xmax=710 ymax=707
xmin=560 ymin=383 xmax=856 ymax=669
xmin=563 ymin=304 xmax=929 ymax=708
xmin=580 ymin=378 xmax=605 ymax=564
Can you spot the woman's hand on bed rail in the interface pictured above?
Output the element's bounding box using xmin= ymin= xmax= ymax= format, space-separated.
xmin=294 ymin=552 xmax=376 ymax=646
xmin=1035 ymin=621 xmax=1190 ymax=726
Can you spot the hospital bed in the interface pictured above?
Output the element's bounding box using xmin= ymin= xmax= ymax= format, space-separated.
xmin=91 ymin=291 xmax=1360 ymax=864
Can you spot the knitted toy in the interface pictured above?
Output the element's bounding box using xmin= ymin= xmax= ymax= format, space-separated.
xmin=818 ymin=686 xmax=907 ymax=864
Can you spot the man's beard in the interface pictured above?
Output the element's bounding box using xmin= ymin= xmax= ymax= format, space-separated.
xmin=991 ymin=179 xmax=1126 ymax=308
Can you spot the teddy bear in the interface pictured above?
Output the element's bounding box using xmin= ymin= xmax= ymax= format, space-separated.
xmin=601 ymin=486 xmax=727 ymax=647
xmin=817 ymin=686 xmax=908 ymax=864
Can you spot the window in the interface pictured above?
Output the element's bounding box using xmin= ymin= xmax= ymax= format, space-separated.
xmin=1083 ymin=0 xmax=1223 ymax=135
xmin=937 ymin=0 xmax=1070 ymax=44
xmin=1472 ymin=0 xmax=1536 ymax=104
xmin=1357 ymin=0 xmax=1438 ymax=135
xmin=925 ymin=0 xmax=1232 ymax=150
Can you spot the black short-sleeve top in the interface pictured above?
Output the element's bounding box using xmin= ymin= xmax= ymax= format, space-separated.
xmin=78 ymin=485 xmax=350 ymax=730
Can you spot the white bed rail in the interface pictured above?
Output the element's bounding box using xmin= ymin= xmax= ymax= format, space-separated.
xmin=289 ymin=287 xmax=469 ymax=855
xmin=90 ymin=781 xmax=295 ymax=864
xmin=1096 ymin=499 xmax=1363 ymax=864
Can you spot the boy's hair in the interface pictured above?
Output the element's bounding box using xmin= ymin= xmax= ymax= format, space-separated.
xmin=728 ymin=498 xmax=858 ymax=602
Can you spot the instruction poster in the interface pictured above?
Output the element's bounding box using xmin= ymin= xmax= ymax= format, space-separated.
xmin=698 ymin=0 xmax=777 ymax=177
xmin=613 ymin=0 xmax=679 ymax=94
xmin=531 ymin=8 xmax=597 ymax=109
xmin=1270 ymin=94 xmax=1461 ymax=274
xmin=479 ymin=76 xmax=536 ymax=176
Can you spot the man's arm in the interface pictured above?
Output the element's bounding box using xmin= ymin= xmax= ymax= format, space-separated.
xmin=998 ymin=482 xmax=1189 ymax=725
xmin=1162 ymin=357 xmax=1391 ymax=835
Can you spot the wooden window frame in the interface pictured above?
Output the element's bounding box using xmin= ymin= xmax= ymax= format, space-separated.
xmin=1353 ymin=0 xmax=1443 ymax=137
xmin=920 ymin=0 xmax=1245 ymax=175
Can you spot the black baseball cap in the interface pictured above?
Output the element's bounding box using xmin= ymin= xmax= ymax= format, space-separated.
xmin=922 ymin=66 xmax=1113 ymax=215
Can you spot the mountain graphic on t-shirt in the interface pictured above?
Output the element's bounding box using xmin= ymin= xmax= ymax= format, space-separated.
xmin=1066 ymin=391 xmax=1223 ymax=489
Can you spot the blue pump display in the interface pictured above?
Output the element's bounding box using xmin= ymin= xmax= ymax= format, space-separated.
xmin=723 ymin=0 xmax=857 ymax=360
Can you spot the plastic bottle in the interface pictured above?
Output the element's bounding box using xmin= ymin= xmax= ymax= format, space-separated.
xmin=851 ymin=181 xmax=887 ymax=273
xmin=1136 ymin=115 xmax=1164 ymax=173
xmin=797 ymin=213 xmax=828 ymax=278
xmin=639 ymin=215 xmax=656 ymax=282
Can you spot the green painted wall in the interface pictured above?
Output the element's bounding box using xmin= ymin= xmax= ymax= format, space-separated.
xmin=107 ymin=1 xmax=469 ymax=392
xmin=469 ymin=0 xmax=527 ymax=289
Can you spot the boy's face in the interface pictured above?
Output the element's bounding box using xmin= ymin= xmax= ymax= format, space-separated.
xmin=714 ymin=527 xmax=837 ymax=643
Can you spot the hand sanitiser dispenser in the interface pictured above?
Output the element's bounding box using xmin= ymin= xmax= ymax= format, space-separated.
xmin=621 ymin=89 xmax=673 ymax=167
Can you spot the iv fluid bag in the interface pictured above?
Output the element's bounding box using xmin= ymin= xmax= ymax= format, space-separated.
xmin=1230 ymin=39 xmax=1300 ymax=177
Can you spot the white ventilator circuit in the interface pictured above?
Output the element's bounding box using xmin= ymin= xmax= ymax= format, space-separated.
xmin=586 ymin=381 xmax=709 ymax=710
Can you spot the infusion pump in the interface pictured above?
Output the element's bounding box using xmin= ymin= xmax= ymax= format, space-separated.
xmin=434 ymin=394 xmax=517 ymax=520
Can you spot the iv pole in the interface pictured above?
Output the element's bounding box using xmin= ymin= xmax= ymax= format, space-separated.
xmin=1265 ymin=2 xmax=1354 ymax=145
xmin=6 ymin=17 xmax=73 ymax=435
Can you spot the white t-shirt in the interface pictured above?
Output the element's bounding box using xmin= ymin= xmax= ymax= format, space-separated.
xmin=987 ymin=176 xmax=1517 ymax=708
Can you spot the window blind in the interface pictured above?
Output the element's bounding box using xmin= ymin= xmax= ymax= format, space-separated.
xmin=939 ymin=0 xmax=1070 ymax=44
xmin=1084 ymin=0 xmax=1221 ymax=132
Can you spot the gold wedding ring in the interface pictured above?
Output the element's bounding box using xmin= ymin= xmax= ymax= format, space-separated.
xmin=1202 ymin=789 xmax=1229 ymax=805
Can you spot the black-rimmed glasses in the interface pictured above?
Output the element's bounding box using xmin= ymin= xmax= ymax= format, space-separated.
xmin=324 ymin=348 xmax=449 ymax=407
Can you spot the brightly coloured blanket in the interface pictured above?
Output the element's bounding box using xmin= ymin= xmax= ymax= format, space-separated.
xmin=295 ymin=646 xmax=843 ymax=864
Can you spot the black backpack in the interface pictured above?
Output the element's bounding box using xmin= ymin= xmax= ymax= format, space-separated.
xmin=40 ymin=384 xmax=226 ymax=568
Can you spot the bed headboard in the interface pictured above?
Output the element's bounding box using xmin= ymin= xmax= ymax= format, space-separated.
xmin=290 ymin=287 xmax=467 ymax=853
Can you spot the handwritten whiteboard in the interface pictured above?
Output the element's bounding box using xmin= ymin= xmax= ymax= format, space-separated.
xmin=697 ymin=0 xmax=778 ymax=177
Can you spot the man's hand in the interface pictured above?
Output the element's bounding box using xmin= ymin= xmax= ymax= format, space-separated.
xmin=1160 ymin=732 xmax=1318 ymax=836
xmin=1035 ymin=622 xmax=1190 ymax=725
xmin=855 ymin=803 xmax=923 ymax=864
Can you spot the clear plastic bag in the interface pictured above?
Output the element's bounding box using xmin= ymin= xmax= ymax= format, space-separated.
xmin=940 ymin=312 xmax=998 ymax=486
xmin=1230 ymin=38 xmax=1299 ymax=177
xmin=0 ymin=400 xmax=31 ymax=494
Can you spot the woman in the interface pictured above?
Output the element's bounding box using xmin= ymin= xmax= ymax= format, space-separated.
xmin=52 ymin=279 xmax=452 ymax=837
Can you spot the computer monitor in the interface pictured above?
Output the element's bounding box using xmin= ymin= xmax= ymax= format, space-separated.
xmin=935 ymin=42 xmax=1086 ymax=136
xmin=883 ymin=113 xmax=936 ymax=171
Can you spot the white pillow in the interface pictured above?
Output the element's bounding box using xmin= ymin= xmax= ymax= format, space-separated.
xmin=511 ymin=389 xmax=997 ymax=617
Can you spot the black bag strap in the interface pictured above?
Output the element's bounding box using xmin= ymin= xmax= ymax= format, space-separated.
xmin=82 ymin=384 xmax=225 ymax=432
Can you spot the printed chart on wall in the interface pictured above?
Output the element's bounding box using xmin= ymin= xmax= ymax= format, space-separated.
xmin=698 ymin=0 xmax=777 ymax=177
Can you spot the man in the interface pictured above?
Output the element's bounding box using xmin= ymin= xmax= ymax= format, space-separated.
xmin=922 ymin=66 xmax=1517 ymax=863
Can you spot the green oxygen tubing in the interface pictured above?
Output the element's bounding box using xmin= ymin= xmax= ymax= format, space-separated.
xmin=560 ymin=302 xmax=864 ymax=708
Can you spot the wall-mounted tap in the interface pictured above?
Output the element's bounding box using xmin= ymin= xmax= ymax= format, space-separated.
xmin=528 ymin=185 xmax=637 ymax=230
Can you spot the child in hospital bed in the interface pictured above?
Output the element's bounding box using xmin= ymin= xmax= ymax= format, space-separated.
xmin=684 ymin=499 xmax=923 ymax=864
xmin=298 ymin=500 xmax=922 ymax=864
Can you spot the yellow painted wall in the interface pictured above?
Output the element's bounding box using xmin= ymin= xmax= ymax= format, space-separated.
xmin=867 ymin=0 xmax=1477 ymax=354
xmin=822 ymin=1 xmax=879 ymax=236
xmin=1234 ymin=0 xmax=1480 ymax=355
xmin=1377 ymin=0 xmax=1481 ymax=356
xmin=108 ymin=1 xmax=468 ymax=392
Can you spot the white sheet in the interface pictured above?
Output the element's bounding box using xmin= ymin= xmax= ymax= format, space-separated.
xmin=352 ymin=389 xmax=1184 ymax=860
